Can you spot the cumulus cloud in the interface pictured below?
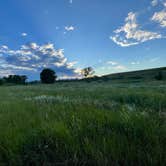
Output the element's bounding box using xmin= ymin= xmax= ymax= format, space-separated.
xmin=0 ymin=43 xmax=80 ymax=80
xmin=111 ymin=12 xmax=162 ymax=47
xmin=151 ymin=10 xmax=166 ymax=27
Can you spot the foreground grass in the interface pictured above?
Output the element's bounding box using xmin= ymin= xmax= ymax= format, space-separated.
xmin=0 ymin=81 xmax=165 ymax=165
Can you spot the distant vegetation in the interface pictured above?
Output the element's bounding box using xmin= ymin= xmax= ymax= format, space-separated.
xmin=0 ymin=75 xmax=27 ymax=85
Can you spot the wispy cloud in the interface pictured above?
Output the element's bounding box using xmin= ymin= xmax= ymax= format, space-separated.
xmin=99 ymin=60 xmax=127 ymax=73
xmin=111 ymin=12 xmax=162 ymax=47
xmin=0 ymin=43 xmax=80 ymax=79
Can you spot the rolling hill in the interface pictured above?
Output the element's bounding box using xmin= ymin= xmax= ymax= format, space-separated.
xmin=99 ymin=67 xmax=166 ymax=82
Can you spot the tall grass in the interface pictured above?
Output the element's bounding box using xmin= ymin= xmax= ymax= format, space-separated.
xmin=0 ymin=81 xmax=165 ymax=165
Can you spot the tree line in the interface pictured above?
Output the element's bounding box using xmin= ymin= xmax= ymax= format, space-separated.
xmin=0 ymin=67 xmax=96 ymax=85
xmin=0 ymin=75 xmax=27 ymax=85
xmin=0 ymin=67 xmax=164 ymax=85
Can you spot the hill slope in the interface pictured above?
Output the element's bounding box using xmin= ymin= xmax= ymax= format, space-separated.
xmin=100 ymin=67 xmax=166 ymax=82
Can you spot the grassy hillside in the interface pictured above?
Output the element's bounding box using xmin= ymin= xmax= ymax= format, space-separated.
xmin=100 ymin=67 xmax=166 ymax=82
xmin=0 ymin=81 xmax=165 ymax=165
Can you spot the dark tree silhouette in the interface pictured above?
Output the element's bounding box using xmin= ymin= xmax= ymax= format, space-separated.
xmin=81 ymin=67 xmax=95 ymax=78
xmin=3 ymin=75 xmax=27 ymax=84
xmin=40 ymin=68 xmax=57 ymax=84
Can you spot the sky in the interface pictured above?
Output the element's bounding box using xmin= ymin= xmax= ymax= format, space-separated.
xmin=0 ymin=0 xmax=166 ymax=80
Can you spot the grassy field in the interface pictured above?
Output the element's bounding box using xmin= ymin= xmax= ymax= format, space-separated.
xmin=0 ymin=80 xmax=165 ymax=165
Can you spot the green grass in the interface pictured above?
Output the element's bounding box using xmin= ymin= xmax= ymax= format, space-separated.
xmin=0 ymin=81 xmax=165 ymax=165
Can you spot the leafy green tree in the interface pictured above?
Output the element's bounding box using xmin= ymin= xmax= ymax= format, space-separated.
xmin=40 ymin=68 xmax=57 ymax=84
xmin=81 ymin=67 xmax=95 ymax=78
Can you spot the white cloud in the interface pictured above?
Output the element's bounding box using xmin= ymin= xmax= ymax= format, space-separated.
xmin=151 ymin=10 xmax=166 ymax=27
xmin=21 ymin=33 xmax=27 ymax=37
xmin=65 ymin=26 xmax=75 ymax=31
xmin=67 ymin=61 xmax=78 ymax=69
xmin=1 ymin=45 xmax=8 ymax=49
xmin=111 ymin=12 xmax=162 ymax=47
xmin=0 ymin=43 xmax=80 ymax=79
xmin=111 ymin=36 xmax=138 ymax=47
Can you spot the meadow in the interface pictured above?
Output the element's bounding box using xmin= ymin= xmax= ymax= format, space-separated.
xmin=0 ymin=80 xmax=165 ymax=165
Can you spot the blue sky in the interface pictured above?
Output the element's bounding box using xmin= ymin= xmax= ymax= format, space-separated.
xmin=0 ymin=0 xmax=166 ymax=80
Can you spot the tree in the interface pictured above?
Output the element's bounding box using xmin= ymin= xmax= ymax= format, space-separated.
xmin=81 ymin=67 xmax=95 ymax=78
xmin=40 ymin=68 xmax=57 ymax=84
